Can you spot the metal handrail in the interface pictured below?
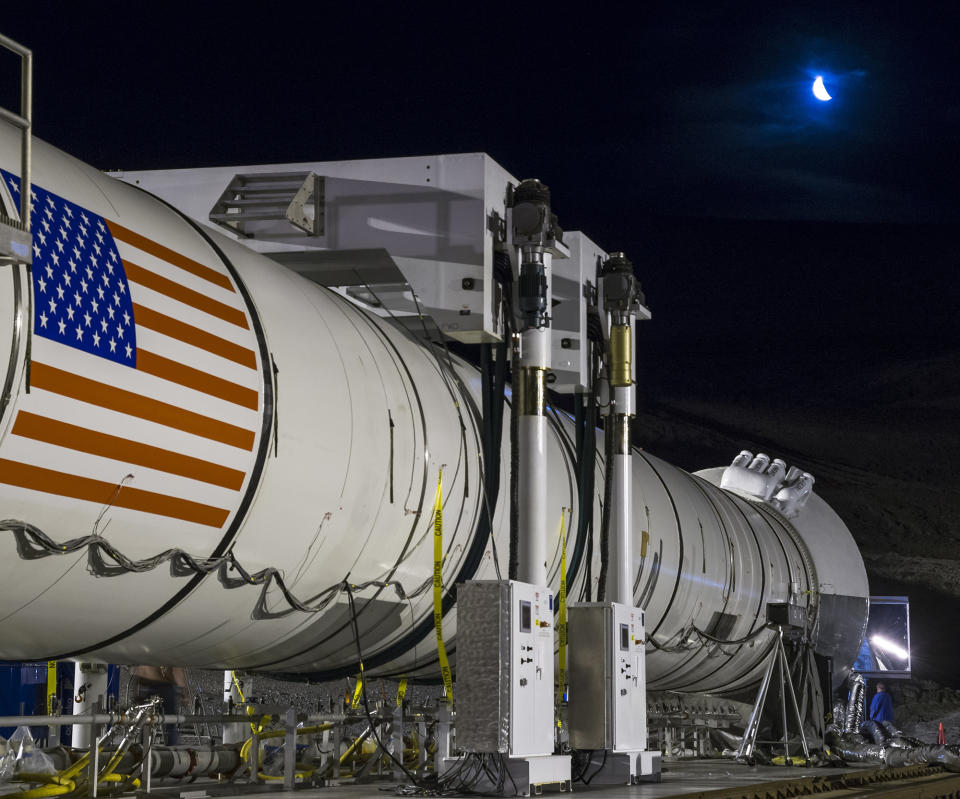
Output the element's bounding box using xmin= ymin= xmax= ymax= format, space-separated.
xmin=0 ymin=711 xmax=265 ymax=727
xmin=0 ymin=31 xmax=32 ymax=232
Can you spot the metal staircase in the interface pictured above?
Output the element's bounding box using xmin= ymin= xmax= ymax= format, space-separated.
xmin=209 ymin=171 xmax=323 ymax=238
xmin=177 ymin=669 xmax=217 ymax=745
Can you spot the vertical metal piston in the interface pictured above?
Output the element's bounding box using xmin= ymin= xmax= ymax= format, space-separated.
xmin=516 ymin=366 xmax=546 ymax=416
xmin=609 ymin=324 xmax=632 ymax=388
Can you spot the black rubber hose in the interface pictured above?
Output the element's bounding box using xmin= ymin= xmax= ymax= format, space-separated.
xmin=508 ymin=337 xmax=520 ymax=581
xmin=478 ymin=345 xmax=497 ymax=572
xmin=596 ymin=414 xmax=613 ymax=602
xmin=565 ymin=390 xmax=591 ymax=588
xmin=477 ymin=336 xmax=508 ymax=579
xmin=581 ymin=346 xmax=599 ymax=601
xmin=495 ymin=250 xmax=520 ymax=584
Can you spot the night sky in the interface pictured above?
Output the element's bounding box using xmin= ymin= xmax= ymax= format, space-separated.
xmin=4 ymin=4 xmax=960 ymax=680
xmin=5 ymin=3 xmax=958 ymax=397
xmin=5 ymin=4 xmax=959 ymax=222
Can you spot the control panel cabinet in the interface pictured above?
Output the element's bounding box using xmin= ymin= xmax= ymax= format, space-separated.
xmin=568 ymin=602 xmax=647 ymax=752
xmin=457 ymin=580 xmax=556 ymax=757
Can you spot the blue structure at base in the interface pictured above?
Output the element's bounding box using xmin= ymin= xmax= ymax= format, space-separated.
xmin=0 ymin=662 xmax=119 ymax=746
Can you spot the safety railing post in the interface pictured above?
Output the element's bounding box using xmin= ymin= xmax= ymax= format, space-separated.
xmin=283 ymin=706 xmax=297 ymax=789
xmin=0 ymin=33 xmax=32 ymax=233
xmin=89 ymin=699 xmax=101 ymax=798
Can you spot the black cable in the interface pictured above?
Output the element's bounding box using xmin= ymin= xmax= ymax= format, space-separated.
xmin=346 ymin=584 xmax=509 ymax=797
xmin=389 ymin=409 xmax=396 ymax=504
xmin=508 ymin=336 xmax=520 ymax=581
xmin=647 ymin=626 xmax=696 ymax=653
xmin=567 ymin=344 xmax=599 ymax=594
xmin=586 ymin=309 xmax=604 ymax=348
xmin=693 ymin=624 xmax=768 ymax=646
xmin=499 ymin=752 xmax=518 ymax=796
xmin=571 ymin=749 xmax=593 ymax=782
xmin=488 ymin=334 xmax=509 ymax=581
xmin=344 ymin=583 xmax=424 ymax=787
xmin=478 ymin=335 xmax=507 ymax=581
xmin=596 ymin=413 xmax=614 ymax=602
xmin=569 ymin=390 xmax=587 ymax=588
xmin=582 ymin=348 xmax=599 ymax=602
xmin=1 ymin=518 xmax=434 ymax=623
xmin=582 ymin=527 xmax=594 ymax=603
xmin=581 ymin=748 xmax=607 ymax=785
xmin=478 ymin=755 xmax=501 ymax=793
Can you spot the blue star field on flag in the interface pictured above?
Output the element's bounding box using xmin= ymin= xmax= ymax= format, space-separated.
xmin=2 ymin=170 xmax=137 ymax=367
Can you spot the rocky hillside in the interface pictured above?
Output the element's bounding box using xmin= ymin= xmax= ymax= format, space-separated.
xmin=635 ymin=351 xmax=960 ymax=686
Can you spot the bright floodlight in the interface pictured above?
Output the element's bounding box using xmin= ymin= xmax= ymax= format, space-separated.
xmin=812 ymin=76 xmax=832 ymax=101
xmin=872 ymin=634 xmax=908 ymax=660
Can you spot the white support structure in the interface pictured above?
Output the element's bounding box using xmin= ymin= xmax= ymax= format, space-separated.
xmin=505 ymin=181 xmax=570 ymax=788
xmin=609 ymin=377 xmax=635 ymax=607
xmin=112 ymin=154 xmax=520 ymax=344
xmin=598 ymin=252 xmax=650 ymax=606
xmin=510 ymin=179 xmax=563 ymax=591
xmin=568 ymin=602 xmax=661 ymax=783
xmin=221 ymin=670 xmax=249 ymax=745
xmin=516 ymin=314 xmax=550 ymax=588
xmin=566 ymin=254 xmax=659 ymax=783
xmin=509 ymin=580 xmax=556 ymax=757
xmin=71 ymin=661 xmax=108 ymax=748
xmin=454 ymin=580 xmax=571 ymax=795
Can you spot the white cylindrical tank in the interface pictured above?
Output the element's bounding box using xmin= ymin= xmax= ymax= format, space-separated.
xmin=0 ymin=126 xmax=868 ymax=692
xmin=71 ymin=661 xmax=108 ymax=747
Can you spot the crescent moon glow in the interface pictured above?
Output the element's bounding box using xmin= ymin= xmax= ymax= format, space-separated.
xmin=812 ymin=75 xmax=832 ymax=101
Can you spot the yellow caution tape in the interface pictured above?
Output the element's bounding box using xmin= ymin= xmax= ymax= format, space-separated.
xmin=396 ymin=678 xmax=408 ymax=707
xmin=231 ymin=670 xmax=261 ymax=734
xmin=432 ymin=469 xmax=454 ymax=704
xmin=351 ymin=676 xmax=363 ymax=709
xmin=231 ymin=670 xmax=246 ymax=702
xmin=46 ymin=661 xmax=57 ymax=716
xmin=557 ymin=509 xmax=567 ymax=720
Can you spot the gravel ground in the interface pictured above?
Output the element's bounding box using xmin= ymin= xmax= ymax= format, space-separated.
xmin=118 ymin=666 xmax=444 ymax=720
xmin=887 ymin=680 xmax=960 ymax=743
xmin=119 ymin=667 xmax=960 ymax=750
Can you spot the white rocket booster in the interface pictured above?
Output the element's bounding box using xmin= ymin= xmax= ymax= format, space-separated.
xmin=0 ymin=123 xmax=868 ymax=691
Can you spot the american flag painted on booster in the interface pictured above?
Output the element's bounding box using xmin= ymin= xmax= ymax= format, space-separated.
xmin=0 ymin=171 xmax=264 ymax=530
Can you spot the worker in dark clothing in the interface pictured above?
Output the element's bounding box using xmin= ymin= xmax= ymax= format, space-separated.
xmin=870 ymin=681 xmax=894 ymax=722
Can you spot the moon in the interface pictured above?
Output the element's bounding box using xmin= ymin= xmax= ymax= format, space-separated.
xmin=812 ymin=75 xmax=832 ymax=101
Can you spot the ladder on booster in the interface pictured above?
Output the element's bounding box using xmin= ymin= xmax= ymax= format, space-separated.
xmin=0 ymin=32 xmax=32 ymax=265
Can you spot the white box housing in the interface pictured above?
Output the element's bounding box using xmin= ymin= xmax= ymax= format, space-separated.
xmin=568 ymin=602 xmax=647 ymax=752
xmin=456 ymin=580 xmax=555 ymax=756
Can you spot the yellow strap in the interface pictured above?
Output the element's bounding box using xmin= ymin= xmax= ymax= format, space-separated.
xmin=231 ymin=670 xmax=246 ymax=702
xmin=432 ymin=469 xmax=454 ymax=704
xmin=396 ymin=678 xmax=408 ymax=707
xmin=46 ymin=661 xmax=57 ymax=715
xmin=351 ymin=676 xmax=363 ymax=709
xmin=231 ymin=671 xmax=261 ymax=735
xmin=557 ymin=509 xmax=567 ymax=720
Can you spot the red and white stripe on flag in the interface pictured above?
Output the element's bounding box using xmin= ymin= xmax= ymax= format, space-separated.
xmin=0 ymin=183 xmax=263 ymax=531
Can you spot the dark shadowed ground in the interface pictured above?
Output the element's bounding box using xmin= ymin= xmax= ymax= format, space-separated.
xmin=628 ymin=218 xmax=960 ymax=686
